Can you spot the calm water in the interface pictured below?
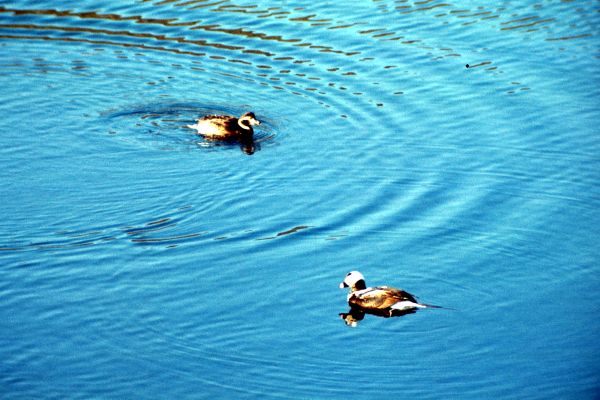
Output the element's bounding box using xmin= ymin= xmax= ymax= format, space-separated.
xmin=1 ymin=0 xmax=599 ymax=398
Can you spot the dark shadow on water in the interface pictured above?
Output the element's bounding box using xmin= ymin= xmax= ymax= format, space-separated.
xmin=197 ymin=136 xmax=261 ymax=155
xmin=339 ymin=306 xmax=417 ymax=328
xmin=240 ymin=138 xmax=259 ymax=155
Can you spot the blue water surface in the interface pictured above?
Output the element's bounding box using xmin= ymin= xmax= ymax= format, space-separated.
xmin=1 ymin=1 xmax=599 ymax=398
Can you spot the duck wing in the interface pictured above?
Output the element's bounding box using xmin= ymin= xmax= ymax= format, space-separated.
xmin=201 ymin=114 xmax=234 ymax=123
xmin=349 ymin=286 xmax=418 ymax=310
xmin=202 ymin=115 xmax=238 ymax=129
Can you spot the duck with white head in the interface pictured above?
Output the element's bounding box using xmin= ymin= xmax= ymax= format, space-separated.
xmin=339 ymin=271 xmax=445 ymax=321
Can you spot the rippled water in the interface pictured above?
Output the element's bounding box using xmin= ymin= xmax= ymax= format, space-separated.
xmin=1 ymin=1 xmax=599 ymax=398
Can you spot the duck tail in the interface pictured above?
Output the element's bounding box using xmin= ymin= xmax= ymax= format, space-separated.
xmin=419 ymin=303 xmax=454 ymax=310
xmin=391 ymin=301 xmax=454 ymax=311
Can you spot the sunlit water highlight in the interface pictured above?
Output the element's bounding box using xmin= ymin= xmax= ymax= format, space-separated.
xmin=1 ymin=1 xmax=599 ymax=398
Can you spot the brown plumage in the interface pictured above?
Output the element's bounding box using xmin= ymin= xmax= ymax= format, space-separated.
xmin=340 ymin=271 xmax=442 ymax=317
xmin=187 ymin=111 xmax=260 ymax=140
xmin=347 ymin=286 xmax=419 ymax=310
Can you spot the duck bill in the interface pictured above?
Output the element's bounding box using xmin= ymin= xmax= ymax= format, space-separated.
xmin=339 ymin=281 xmax=349 ymax=289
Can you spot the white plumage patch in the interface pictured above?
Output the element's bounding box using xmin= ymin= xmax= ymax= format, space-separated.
xmin=391 ymin=301 xmax=426 ymax=310
xmin=187 ymin=120 xmax=222 ymax=137
xmin=347 ymin=287 xmax=376 ymax=301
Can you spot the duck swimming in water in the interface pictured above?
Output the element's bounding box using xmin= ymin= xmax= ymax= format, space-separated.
xmin=187 ymin=111 xmax=260 ymax=140
xmin=339 ymin=271 xmax=443 ymax=317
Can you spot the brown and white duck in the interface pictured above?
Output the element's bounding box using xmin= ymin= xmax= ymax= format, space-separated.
xmin=339 ymin=271 xmax=442 ymax=316
xmin=188 ymin=111 xmax=260 ymax=140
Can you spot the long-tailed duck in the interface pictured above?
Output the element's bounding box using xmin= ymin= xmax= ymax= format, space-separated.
xmin=188 ymin=111 xmax=260 ymax=140
xmin=339 ymin=271 xmax=442 ymax=316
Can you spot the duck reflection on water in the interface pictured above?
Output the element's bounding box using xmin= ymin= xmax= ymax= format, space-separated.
xmin=339 ymin=306 xmax=416 ymax=327
xmin=339 ymin=271 xmax=445 ymax=327
xmin=238 ymin=137 xmax=259 ymax=155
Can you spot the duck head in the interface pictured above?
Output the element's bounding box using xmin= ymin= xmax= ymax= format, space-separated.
xmin=237 ymin=112 xmax=261 ymax=131
xmin=339 ymin=271 xmax=367 ymax=291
